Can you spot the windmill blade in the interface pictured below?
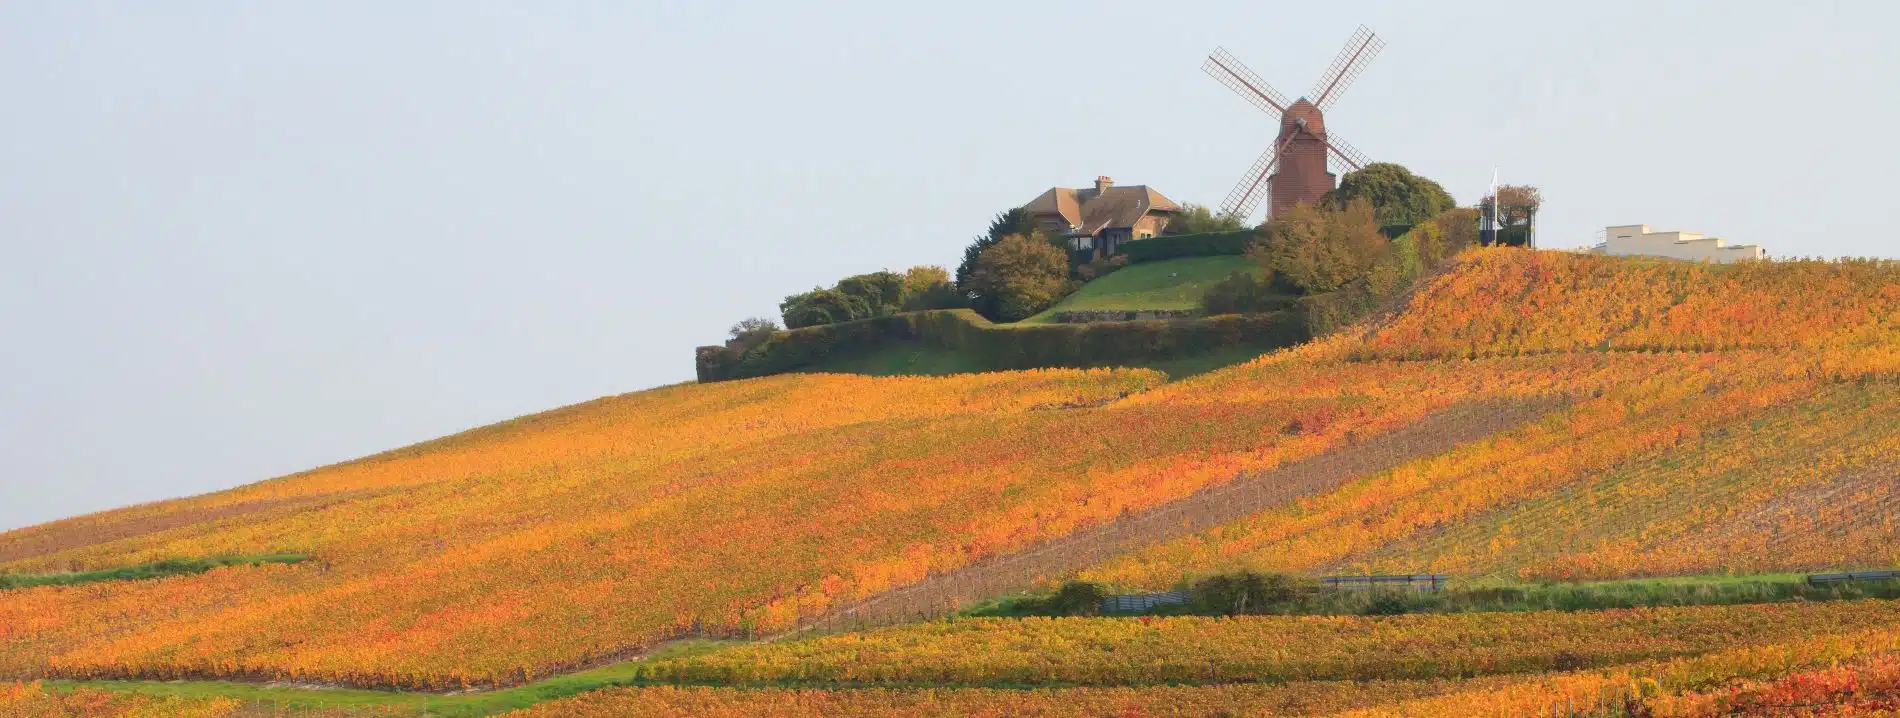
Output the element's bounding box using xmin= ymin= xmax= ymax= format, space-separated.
xmin=1308 ymin=25 xmax=1384 ymax=112
xmin=1204 ymin=46 xmax=1291 ymax=118
xmin=1324 ymin=133 xmax=1372 ymax=172
xmin=1219 ymin=143 xmax=1282 ymax=222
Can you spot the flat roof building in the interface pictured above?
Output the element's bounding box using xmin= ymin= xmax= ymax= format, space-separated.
xmin=1598 ymin=224 xmax=1764 ymax=263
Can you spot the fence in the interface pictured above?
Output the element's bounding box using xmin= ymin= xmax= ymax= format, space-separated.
xmin=1807 ymin=569 xmax=1900 ymax=585
xmin=1099 ymin=591 xmax=1189 ymax=614
xmin=1319 ymin=574 xmax=1450 ymax=592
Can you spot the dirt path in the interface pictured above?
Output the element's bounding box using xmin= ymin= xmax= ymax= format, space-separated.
xmin=796 ymin=396 xmax=1567 ymax=634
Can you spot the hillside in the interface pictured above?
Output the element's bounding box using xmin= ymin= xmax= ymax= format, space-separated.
xmin=8 ymin=249 xmax=1900 ymax=714
xmin=1018 ymin=255 xmax=1267 ymax=324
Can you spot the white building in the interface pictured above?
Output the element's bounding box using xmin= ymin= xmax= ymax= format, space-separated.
xmin=1597 ymin=224 xmax=1765 ymax=263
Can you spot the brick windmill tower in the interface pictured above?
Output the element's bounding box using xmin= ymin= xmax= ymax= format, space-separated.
xmin=1204 ymin=26 xmax=1384 ymax=221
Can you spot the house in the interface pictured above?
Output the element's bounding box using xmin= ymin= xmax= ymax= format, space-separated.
xmin=1023 ymin=176 xmax=1181 ymax=258
xmin=1595 ymin=224 xmax=1766 ymax=263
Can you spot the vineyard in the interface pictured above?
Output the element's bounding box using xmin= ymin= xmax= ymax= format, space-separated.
xmin=7 ymin=249 xmax=1900 ymax=713
xmin=505 ymin=600 xmax=1900 ymax=717
xmin=628 ymin=600 xmax=1900 ymax=686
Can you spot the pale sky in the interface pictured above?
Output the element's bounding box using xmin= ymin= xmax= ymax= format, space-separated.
xmin=4 ymin=1 xmax=1898 ymax=532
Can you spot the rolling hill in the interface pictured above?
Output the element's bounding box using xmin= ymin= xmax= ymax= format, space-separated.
xmin=8 ymin=248 xmax=1900 ymax=715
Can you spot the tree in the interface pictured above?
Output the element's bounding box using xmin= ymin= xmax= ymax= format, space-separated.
xmin=724 ymin=317 xmax=780 ymax=354
xmin=1481 ymin=185 xmax=1543 ymax=247
xmin=956 ymin=207 xmax=1036 ymax=317
xmin=1168 ymin=203 xmax=1248 ymax=235
xmin=779 ymin=288 xmax=870 ymax=329
xmin=968 ymin=233 xmax=1072 ymax=321
xmin=900 ymin=265 xmax=964 ymax=311
xmin=1324 ymin=163 xmax=1455 ymax=231
xmin=835 ymin=271 xmax=906 ymax=316
xmin=902 ymin=265 xmax=950 ymax=297
xmin=1252 ymin=198 xmax=1388 ymax=294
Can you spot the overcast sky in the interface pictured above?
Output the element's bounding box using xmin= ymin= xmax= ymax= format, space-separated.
xmin=4 ymin=1 xmax=1898 ymax=532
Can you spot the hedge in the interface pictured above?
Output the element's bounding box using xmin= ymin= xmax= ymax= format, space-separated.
xmin=695 ymin=309 xmax=1307 ymax=382
xmin=1119 ymin=230 xmax=1259 ymax=263
xmin=1295 ymin=288 xmax=1380 ymax=338
xmin=915 ymin=309 xmax=1304 ymax=370
xmin=1114 ymin=221 xmax=1411 ymax=265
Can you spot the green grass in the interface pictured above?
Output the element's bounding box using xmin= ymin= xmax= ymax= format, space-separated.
xmin=0 ymin=553 xmax=308 ymax=590
xmin=797 ymin=342 xmax=1264 ymax=380
xmin=965 ymin=572 xmax=1900 ymax=618
xmin=795 ymin=342 xmax=986 ymax=377
xmin=44 ymin=639 xmax=739 ymax=717
xmin=1018 ymin=255 xmax=1269 ymax=324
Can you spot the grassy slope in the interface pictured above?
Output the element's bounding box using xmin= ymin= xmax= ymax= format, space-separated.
xmin=1018 ymin=255 xmax=1263 ymax=324
xmin=789 ymin=255 xmax=1274 ymax=375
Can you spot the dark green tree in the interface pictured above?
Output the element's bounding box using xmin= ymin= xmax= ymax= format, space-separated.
xmin=1323 ymin=163 xmax=1455 ymax=231
xmin=779 ymin=288 xmax=870 ymax=329
xmin=956 ymin=207 xmax=1036 ymax=318
xmin=835 ymin=271 xmax=906 ymax=316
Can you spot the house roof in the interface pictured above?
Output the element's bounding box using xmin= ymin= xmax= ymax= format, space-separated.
xmin=1025 ymin=184 xmax=1180 ymax=235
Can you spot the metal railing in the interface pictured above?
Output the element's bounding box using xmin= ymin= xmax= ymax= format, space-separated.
xmin=1319 ymin=574 xmax=1450 ymax=591
xmin=1806 ymin=569 xmax=1900 ymax=585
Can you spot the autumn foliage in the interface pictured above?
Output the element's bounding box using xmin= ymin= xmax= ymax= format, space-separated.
xmin=0 ymin=681 xmax=240 ymax=717
xmin=7 ymin=248 xmax=1900 ymax=700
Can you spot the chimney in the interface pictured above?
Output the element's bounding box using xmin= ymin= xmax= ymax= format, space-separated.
xmin=1094 ymin=176 xmax=1113 ymax=194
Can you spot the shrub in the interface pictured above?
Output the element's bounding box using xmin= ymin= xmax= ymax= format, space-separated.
xmin=1043 ymin=581 xmax=1108 ymax=616
xmin=1366 ymin=233 xmax=1424 ymax=299
xmin=969 ymin=234 xmax=1074 ymax=322
xmin=1296 ymin=287 xmax=1379 ymax=337
xmin=1188 ymin=571 xmax=1319 ymax=615
xmin=1253 ymin=199 xmax=1387 ymax=295
xmin=781 ymin=288 xmax=872 ymax=329
xmin=900 ymin=266 xmax=959 ymax=308
xmin=697 ymin=309 xmax=1308 ymax=382
xmin=1167 ymin=203 xmax=1249 ymax=235
xmin=1122 ymin=230 xmax=1257 ymax=263
xmin=725 ymin=317 xmax=780 ymax=355
xmin=1364 ymin=594 xmax=1413 ymax=616
xmin=1078 ymin=254 xmax=1128 ymax=282
xmin=908 ymin=310 xmax=1306 ymax=370
xmin=902 ymin=281 xmax=967 ymax=311
xmin=1199 ymin=271 xmax=1294 ymax=315
xmin=836 ymin=271 xmax=907 ymax=316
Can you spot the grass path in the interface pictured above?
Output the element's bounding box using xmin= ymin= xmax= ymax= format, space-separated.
xmin=39 ymin=640 xmax=737 ymax=717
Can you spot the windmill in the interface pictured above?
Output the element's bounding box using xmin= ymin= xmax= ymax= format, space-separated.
xmin=1203 ymin=25 xmax=1384 ymax=222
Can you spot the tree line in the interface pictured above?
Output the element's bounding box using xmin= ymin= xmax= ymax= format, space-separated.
xmin=722 ymin=162 xmax=1520 ymax=347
